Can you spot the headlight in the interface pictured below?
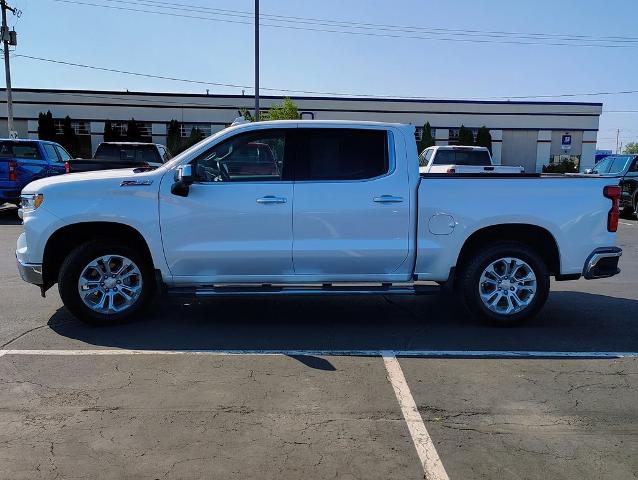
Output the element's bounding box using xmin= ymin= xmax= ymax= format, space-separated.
xmin=20 ymin=193 xmax=44 ymax=212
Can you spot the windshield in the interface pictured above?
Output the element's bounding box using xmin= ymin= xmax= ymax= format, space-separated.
xmin=592 ymin=155 xmax=632 ymax=175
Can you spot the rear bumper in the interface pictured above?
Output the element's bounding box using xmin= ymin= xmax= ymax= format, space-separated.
xmin=583 ymin=247 xmax=622 ymax=280
xmin=16 ymin=257 xmax=43 ymax=285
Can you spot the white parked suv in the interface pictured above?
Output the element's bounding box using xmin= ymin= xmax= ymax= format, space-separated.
xmin=16 ymin=121 xmax=622 ymax=325
xmin=419 ymin=145 xmax=524 ymax=174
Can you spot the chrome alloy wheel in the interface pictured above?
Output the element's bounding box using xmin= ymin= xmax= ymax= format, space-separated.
xmin=77 ymin=255 xmax=143 ymax=314
xmin=478 ymin=257 xmax=537 ymax=315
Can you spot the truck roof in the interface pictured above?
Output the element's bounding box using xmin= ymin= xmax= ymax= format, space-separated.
xmin=426 ymin=145 xmax=489 ymax=152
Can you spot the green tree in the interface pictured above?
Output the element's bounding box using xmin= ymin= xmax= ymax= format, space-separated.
xmin=239 ymin=98 xmax=301 ymax=122
xmin=458 ymin=125 xmax=475 ymax=146
xmin=417 ymin=121 xmax=435 ymax=153
xmin=60 ymin=116 xmax=80 ymax=157
xmin=187 ymin=127 xmax=205 ymax=146
xmin=475 ymin=126 xmax=493 ymax=153
xmin=623 ymin=142 xmax=638 ymax=154
xmin=166 ymin=119 xmax=182 ymax=156
xmin=126 ymin=118 xmax=142 ymax=142
xmin=37 ymin=111 xmax=56 ymax=141
xmin=238 ymin=107 xmax=254 ymax=122
xmin=267 ymin=97 xmax=300 ymax=120
xmin=103 ymin=120 xmax=121 ymax=142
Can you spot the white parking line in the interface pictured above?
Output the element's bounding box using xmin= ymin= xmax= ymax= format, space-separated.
xmin=620 ymin=222 xmax=634 ymax=226
xmin=1 ymin=349 xmax=638 ymax=358
xmin=383 ymin=353 xmax=449 ymax=480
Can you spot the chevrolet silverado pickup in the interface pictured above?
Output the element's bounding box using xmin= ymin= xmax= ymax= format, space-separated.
xmin=419 ymin=145 xmax=524 ymax=174
xmin=64 ymin=142 xmax=171 ymax=173
xmin=16 ymin=121 xmax=622 ymax=325
xmin=587 ymin=154 xmax=638 ymax=217
xmin=0 ymin=139 xmax=71 ymax=206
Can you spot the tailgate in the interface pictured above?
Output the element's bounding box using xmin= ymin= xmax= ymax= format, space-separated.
xmin=0 ymin=158 xmax=9 ymax=180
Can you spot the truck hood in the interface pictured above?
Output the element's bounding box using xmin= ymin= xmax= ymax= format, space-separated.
xmin=22 ymin=168 xmax=160 ymax=194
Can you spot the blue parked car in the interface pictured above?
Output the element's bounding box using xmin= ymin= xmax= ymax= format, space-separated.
xmin=0 ymin=139 xmax=72 ymax=206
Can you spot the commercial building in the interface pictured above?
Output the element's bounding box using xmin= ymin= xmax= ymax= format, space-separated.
xmin=0 ymin=88 xmax=602 ymax=172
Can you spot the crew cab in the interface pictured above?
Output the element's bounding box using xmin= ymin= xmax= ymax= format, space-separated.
xmin=419 ymin=145 xmax=524 ymax=174
xmin=16 ymin=121 xmax=622 ymax=326
xmin=587 ymin=154 xmax=638 ymax=217
xmin=64 ymin=142 xmax=171 ymax=173
xmin=0 ymin=139 xmax=71 ymax=206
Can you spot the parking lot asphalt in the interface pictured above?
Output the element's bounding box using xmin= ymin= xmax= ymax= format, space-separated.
xmin=1 ymin=203 xmax=637 ymax=479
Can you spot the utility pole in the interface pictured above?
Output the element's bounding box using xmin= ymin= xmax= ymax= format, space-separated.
xmin=1 ymin=0 xmax=16 ymax=137
xmin=254 ymin=0 xmax=259 ymax=120
xmin=616 ymin=129 xmax=620 ymax=154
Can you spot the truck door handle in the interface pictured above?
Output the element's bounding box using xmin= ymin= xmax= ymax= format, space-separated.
xmin=373 ymin=195 xmax=404 ymax=203
xmin=256 ymin=195 xmax=287 ymax=204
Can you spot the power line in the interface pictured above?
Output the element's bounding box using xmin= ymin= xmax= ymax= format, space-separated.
xmin=13 ymin=53 xmax=638 ymax=102
xmin=50 ymin=0 xmax=636 ymax=49
xmin=101 ymin=0 xmax=638 ymax=45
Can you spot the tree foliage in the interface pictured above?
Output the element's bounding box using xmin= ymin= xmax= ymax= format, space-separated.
xmin=475 ymin=126 xmax=493 ymax=153
xmin=543 ymin=159 xmax=578 ymax=174
xmin=103 ymin=120 xmax=121 ymax=142
xmin=59 ymin=116 xmax=80 ymax=157
xmin=126 ymin=118 xmax=142 ymax=142
xmin=166 ymin=119 xmax=181 ymax=156
xmin=267 ymin=97 xmax=300 ymax=120
xmin=239 ymin=97 xmax=301 ymax=122
xmin=37 ymin=111 xmax=56 ymax=141
xmin=417 ymin=121 xmax=435 ymax=153
xmin=623 ymin=142 xmax=638 ymax=154
xmin=458 ymin=125 xmax=475 ymax=146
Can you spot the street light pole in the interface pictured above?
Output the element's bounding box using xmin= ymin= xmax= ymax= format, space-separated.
xmin=1 ymin=0 xmax=14 ymax=135
xmin=254 ymin=0 xmax=259 ymax=120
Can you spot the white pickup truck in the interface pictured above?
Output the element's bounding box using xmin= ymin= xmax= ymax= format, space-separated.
xmin=419 ymin=145 xmax=524 ymax=174
xmin=16 ymin=120 xmax=622 ymax=326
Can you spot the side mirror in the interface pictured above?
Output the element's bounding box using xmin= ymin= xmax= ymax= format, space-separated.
xmin=171 ymin=164 xmax=195 ymax=197
xmin=584 ymin=169 xmax=593 ymax=174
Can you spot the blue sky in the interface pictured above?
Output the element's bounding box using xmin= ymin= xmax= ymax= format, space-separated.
xmin=5 ymin=0 xmax=637 ymax=150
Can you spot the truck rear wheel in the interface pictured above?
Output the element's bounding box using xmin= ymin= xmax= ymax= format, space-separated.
xmin=58 ymin=241 xmax=155 ymax=325
xmin=459 ymin=242 xmax=550 ymax=325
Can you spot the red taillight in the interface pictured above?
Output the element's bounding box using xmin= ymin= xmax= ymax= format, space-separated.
xmin=64 ymin=161 xmax=70 ymax=173
xmin=8 ymin=160 xmax=17 ymax=181
xmin=446 ymin=168 xmax=456 ymax=174
xmin=603 ymin=185 xmax=621 ymax=232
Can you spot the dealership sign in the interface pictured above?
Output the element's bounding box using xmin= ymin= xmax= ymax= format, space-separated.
xmin=561 ymin=134 xmax=572 ymax=151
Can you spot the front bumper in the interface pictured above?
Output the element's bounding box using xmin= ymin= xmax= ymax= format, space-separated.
xmin=17 ymin=257 xmax=43 ymax=285
xmin=583 ymin=247 xmax=622 ymax=280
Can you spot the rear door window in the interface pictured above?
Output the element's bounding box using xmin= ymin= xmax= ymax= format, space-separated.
xmin=43 ymin=144 xmax=60 ymax=162
xmin=54 ymin=145 xmax=72 ymax=161
xmin=295 ymin=128 xmax=388 ymax=181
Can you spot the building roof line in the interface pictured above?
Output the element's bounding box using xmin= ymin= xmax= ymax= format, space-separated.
xmin=0 ymin=87 xmax=605 ymax=107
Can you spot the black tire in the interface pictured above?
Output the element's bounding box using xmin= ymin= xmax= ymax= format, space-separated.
xmin=459 ymin=242 xmax=550 ymax=326
xmin=58 ymin=241 xmax=156 ymax=325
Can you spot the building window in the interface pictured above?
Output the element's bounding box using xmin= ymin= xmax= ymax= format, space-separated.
xmin=54 ymin=120 xmax=90 ymax=135
xmin=180 ymin=123 xmax=212 ymax=138
xmin=448 ymin=128 xmax=477 ymax=145
xmin=414 ymin=127 xmax=436 ymax=142
xmin=108 ymin=121 xmax=152 ymax=140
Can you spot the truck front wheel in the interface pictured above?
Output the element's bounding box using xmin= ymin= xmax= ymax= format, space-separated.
xmin=459 ymin=242 xmax=550 ymax=325
xmin=58 ymin=241 xmax=155 ymax=325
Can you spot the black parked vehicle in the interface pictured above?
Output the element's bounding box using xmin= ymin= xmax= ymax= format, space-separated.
xmin=65 ymin=142 xmax=172 ymax=173
xmin=589 ymin=154 xmax=638 ymax=217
